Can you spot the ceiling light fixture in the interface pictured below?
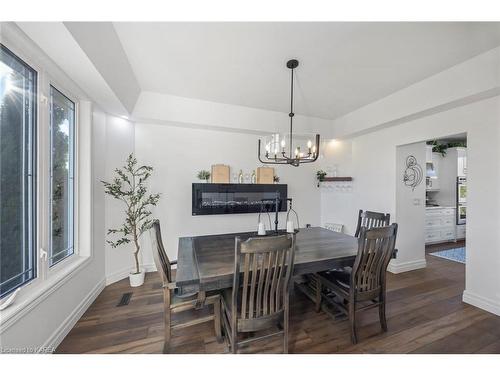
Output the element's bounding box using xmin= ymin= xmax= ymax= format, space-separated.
xmin=258 ymin=59 xmax=320 ymax=167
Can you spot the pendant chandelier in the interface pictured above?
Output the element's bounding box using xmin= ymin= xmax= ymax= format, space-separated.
xmin=258 ymin=59 xmax=320 ymax=167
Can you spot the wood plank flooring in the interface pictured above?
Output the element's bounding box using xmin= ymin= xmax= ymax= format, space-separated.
xmin=56 ymin=241 xmax=500 ymax=354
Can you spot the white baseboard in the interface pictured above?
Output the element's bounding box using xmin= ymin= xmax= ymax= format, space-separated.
xmin=463 ymin=290 xmax=500 ymax=316
xmin=105 ymin=263 xmax=156 ymax=286
xmin=387 ymin=259 xmax=427 ymax=274
xmin=41 ymin=278 xmax=105 ymax=352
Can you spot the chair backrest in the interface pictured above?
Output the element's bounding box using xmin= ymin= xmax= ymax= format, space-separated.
xmin=232 ymin=234 xmax=295 ymax=327
xmin=351 ymin=224 xmax=398 ymax=298
xmin=354 ymin=209 xmax=391 ymax=237
xmin=149 ymin=220 xmax=173 ymax=285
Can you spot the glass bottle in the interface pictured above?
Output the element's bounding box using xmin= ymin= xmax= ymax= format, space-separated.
xmin=251 ymin=170 xmax=256 ymax=183
xmin=238 ymin=170 xmax=244 ymax=184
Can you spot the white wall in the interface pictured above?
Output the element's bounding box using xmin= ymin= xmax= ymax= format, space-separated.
xmin=320 ymin=47 xmax=500 ymax=315
xmin=319 ymin=139 xmax=356 ymax=234
xmin=135 ymin=123 xmax=321 ymax=262
xmin=393 ymin=142 xmax=426 ymax=273
xmin=321 ymin=96 xmax=500 ymax=315
xmin=102 ymin=85 xmax=330 ymax=284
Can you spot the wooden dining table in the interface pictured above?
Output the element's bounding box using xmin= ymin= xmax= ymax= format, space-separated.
xmin=175 ymin=227 xmax=359 ymax=295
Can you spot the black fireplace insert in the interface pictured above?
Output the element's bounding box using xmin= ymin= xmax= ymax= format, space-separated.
xmin=192 ymin=183 xmax=288 ymax=216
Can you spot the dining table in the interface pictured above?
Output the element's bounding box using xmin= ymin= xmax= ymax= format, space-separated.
xmin=175 ymin=226 xmax=359 ymax=295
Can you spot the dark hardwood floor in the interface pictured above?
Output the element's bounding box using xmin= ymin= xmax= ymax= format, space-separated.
xmin=56 ymin=240 xmax=500 ymax=354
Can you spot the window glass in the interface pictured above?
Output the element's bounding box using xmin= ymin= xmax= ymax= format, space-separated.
xmin=49 ymin=86 xmax=75 ymax=266
xmin=0 ymin=45 xmax=37 ymax=298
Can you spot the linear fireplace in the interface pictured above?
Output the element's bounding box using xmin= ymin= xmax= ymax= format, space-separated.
xmin=192 ymin=183 xmax=288 ymax=216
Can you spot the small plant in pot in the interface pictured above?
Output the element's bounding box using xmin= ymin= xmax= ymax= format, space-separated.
xmin=102 ymin=154 xmax=160 ymax=287
xmin=316 ymin=170 xmax=327 ymax=187
xmin=197 ymin=170 xmax=211 ymax=183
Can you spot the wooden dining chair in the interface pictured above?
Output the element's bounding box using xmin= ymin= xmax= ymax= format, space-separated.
xmin=297 ymin=210 xmax=391 ymax=305
xmin=315 ymin=224 xmax=398 ymax=344
xmin=354 ymin=209 xmax=391 ymax=237
xmin=149 ymin=220 xmax=222 ymax=353
xmin=221 ymin=234 xmax=296 ymax=353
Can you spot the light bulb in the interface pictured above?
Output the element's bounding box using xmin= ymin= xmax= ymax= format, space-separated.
xmin=281 ymin=139 xmax=286 ymax=148
xmin=307 ymin=140 xmax=312 ymax=149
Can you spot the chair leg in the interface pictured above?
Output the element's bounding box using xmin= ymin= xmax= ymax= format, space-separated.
xmin=230 ymin=309 xmax=238 ymax=354
xmin=163 ymin=289 xmax=172 ymax=353
xmin=231 ymin=333 xmax=238 ymax=354
xmin=349 ymin=299 xmax=358 ymax=345
xmin=379 ymin=294 xmax=387 ymax=332
xmin=283 ymin=298 xmax=289 ymax=354
xmin=213 ymin=297 xmax=223 ymax=343
xmin=315 ymin=276 xmax=322 ymax=313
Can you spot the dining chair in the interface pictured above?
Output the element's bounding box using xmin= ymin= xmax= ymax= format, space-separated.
xmin=149 ymin=220 xmax=222 ymax=353
xmin=354 ymin=209 xmax=391 ymax=237
xmin=221 ymin=234 xmax=296 ymax=353
xmin=315 ymin=224 xmax=398 ymax=344
xmin=298 ymin=211 xmax=391 ymax=305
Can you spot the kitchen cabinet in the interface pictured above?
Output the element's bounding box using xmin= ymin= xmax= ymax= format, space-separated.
xmin=425 ymin=207 xmax=464 ymax=244
xmin=426 ymin=151 xmax=440 ymax=191
xmin=426 ymin=145 xmax=433 ymax=163
xmin=457 ymin=148 xmax=467 ymax=177
xmin=456 ymin=224 xmax=466 ymax=239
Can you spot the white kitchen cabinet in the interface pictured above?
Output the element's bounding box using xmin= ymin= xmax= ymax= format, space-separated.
xmin=426 ymin=145 xmax=433 ymax=163
xmin=425 ymin=207 xmax=464 ymax=244
xmin=426 ymin=151 xmax=440 ymax=190
xmin=457 ymin=148 xmax=467 ymax=177
xmin=456 ymin=224 xmax=466 ymax=239
xmin=425 ymin=230 xmax=441 ymax=243
xmin=430 ymin=152 xmax=440 ymax=189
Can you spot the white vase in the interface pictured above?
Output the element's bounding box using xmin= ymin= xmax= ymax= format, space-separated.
xmin=129 ymin=269 xmax=145 ymax=287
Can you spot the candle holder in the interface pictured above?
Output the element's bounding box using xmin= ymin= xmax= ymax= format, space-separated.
xmin=257 ymin=204 xmax=272 ymax=236
xmin=286 ymin=198 xmax=300 ymax=233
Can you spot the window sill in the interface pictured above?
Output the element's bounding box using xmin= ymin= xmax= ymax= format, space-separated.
xmin=0 ymin=255 xmax=91 ymax=333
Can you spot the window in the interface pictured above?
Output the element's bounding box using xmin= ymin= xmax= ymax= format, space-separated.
xmin=0 ymin=45 xmax=37 ymax=298
xmin=49 ymin=86 xmax=75 ymax=266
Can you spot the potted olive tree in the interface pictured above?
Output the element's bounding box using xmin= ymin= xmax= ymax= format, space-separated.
xmin=102 ymin=154 xmax=160 ymax=287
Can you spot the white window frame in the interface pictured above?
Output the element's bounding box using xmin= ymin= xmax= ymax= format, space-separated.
xmin=0 ymin=25 xmax=93 ymax=330
xmin=46 ymin=83 xmax=79 ymax=274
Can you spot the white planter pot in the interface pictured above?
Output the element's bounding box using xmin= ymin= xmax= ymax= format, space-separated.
xmin=129 ymin=269 xmax=145 ymax=287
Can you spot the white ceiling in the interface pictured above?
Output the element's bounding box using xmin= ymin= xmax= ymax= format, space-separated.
xmin=113 ymin=22 xmax=500 ymax=120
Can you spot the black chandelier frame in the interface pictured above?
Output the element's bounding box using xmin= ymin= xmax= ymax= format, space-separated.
xmin=258 ymin=59 xmax=320 ymax=167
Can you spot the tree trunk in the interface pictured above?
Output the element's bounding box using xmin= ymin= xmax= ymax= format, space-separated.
xmin=133 ymin=226 xmax=141 ymax=274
